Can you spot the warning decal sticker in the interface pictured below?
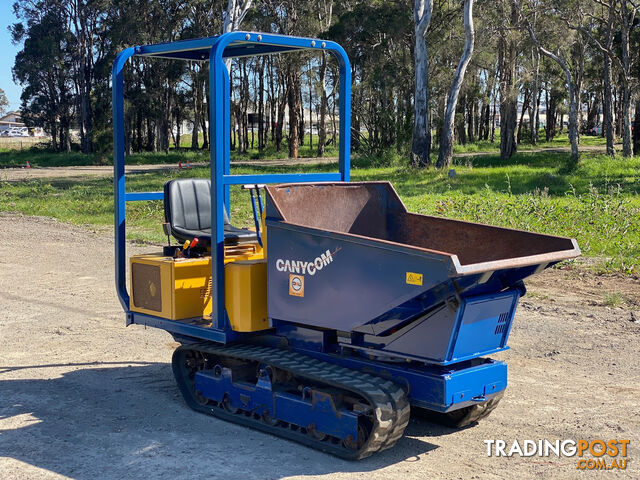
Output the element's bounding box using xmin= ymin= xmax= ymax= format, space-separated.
xmin=289 ymin=274 xmax=305 ymax=297
xmin=406 ymin=272 xmax=423 ymax=286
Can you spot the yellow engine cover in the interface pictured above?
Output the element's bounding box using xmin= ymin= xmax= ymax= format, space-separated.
xmin=129 ymin=254 xmax=268 ymax=332
xmin=130 ymin=255 xmax=212 ymax=320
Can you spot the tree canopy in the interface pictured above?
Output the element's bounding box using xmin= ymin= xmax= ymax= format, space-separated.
xmin=10 ymin=0 xmax=640 ymax=160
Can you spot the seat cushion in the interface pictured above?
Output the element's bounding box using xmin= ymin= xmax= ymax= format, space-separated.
xmin=164 ymin=179 xmax=258 ymax=245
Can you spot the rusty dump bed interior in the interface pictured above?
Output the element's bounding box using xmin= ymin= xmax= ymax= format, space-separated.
xmin=266 ymin=182 xmax=580 ymax=271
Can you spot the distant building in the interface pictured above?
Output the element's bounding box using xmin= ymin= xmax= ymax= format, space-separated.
xmin=0 ymin=111 xmax=46 ymax=137
xmin=0 ymin=111 xmax=24 ymax=128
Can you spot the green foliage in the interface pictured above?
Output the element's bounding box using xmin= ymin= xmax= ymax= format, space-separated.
xmin=0 ymin=88 xmax=9 ymax=116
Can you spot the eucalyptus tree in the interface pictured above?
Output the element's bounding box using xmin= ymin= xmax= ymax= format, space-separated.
xmin=12 ymin=2 xmax=75 ymax=151
xmin=316 ymin=0 xmax=333 ymax=157
xmin=437 ymin=0 xmax=475 ymax=168
xmin=577 ymin=0 xmax=638 ymax=157
xmin=13 ymin=0 xmax=107 ymax=153
xmin=518 ymin=0 xmax=583 ymax=162
xmin=498 ymin=1 xmax=520 ymax=159
xmin=411 ymin=0 xmax=433 ymax=167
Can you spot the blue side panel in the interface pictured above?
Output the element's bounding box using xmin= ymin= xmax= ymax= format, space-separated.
xmin=451 ymin=292 xmax=518 ymax=362
xmin=440 ymin=360 xmax=507 ymax=410
xmin=380 ymin=289 xmax=520 ymax=365
xmin=266 ymin=222 xmax=454 ymax=331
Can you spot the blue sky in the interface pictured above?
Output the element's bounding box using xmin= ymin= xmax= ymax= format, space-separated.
xmin=0 ymin=3 xmax=23 ymax=111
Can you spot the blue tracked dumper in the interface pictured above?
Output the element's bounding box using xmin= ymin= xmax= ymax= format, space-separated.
xmin=113 ymin=32 xmax=581 ymax=459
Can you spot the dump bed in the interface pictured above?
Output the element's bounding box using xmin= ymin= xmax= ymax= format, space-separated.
xmin=265 ymin=182 xmax=580 ymax=333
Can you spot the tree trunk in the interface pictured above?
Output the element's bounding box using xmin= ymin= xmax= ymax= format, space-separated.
xmin=490 ymin=97 xmax=496 ymax=142
xmin=287 ymin=64 xmax=301 ymax=158
xmin=566 ymin=79 xmax=579 ymax=161
xmin=437 ymin=0 xmax=474 ymax=169
xmin=467 ymin=93 xmax=476 ymax=143
xmin=258 ymin=58 xmax=265 ymax=152
xmin=593 ymin=5 xmax=615 ymax=154
xmin=411 ymin=0 xmax=433 ymax=167
xmin=619 ymin=2 xmax=633 ymax=157
xmin=50 ymin=121 xmax=58 ymax=152
xmin=331 ymin=90 xmax=337 ymax=145
xmin=530 ymin=48 xmax=540 ymax=145
xmin=522 ymin=9 xmax=578 ymax=160
xmin=275 ymin=61 xmax=287 ymax=153
xmin=633 ymin=98 xmax=640 ymax=155
xmin=175 ymin=109 xmax=181 ymax=150
xmin=456 ymin=97 xmax=467 ymax=145
xmin=235 ymin=104 xmax=244 ymax=154
xmin=498 ymin=4 xmax=518 ymax=160
xmin=299 ymin=82 xmax=305 ymax=148
xmin=573 ymin=36 xmax=585 ymax=144
xmin=615 ymin=87 xmax=622 ymax=137
xmin=545 ymin=85 xmax=556 ymax=142
xmin=586 ymin=93 xmax=600 ymax=131
xmin=316 ymin=53 xmax=327 ymax=156
xmin=516 ymin=89 xmax=530 ymax=145
xmin=268 ymin=57 xmax=277 ymax=143
xmin=307 ymin=59 xmax=314 ymax=152
xmin=603 ymin=52 xmax=615 ymax=156
xmin=191 ymin=72 xmax=201 ymax=150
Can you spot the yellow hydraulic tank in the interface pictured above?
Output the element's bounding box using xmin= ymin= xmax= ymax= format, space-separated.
xmin=225 ymin=260 xmax=269 ymax=332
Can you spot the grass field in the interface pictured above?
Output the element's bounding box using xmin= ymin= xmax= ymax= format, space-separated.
xmin=0 ymin=133 xmax=338 ymax=168
xmin=1 ymin=150 xmax=638 ymax=274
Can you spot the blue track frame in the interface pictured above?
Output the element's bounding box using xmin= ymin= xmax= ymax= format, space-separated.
xmin=113 ymin=32 xmax=351 ymax=332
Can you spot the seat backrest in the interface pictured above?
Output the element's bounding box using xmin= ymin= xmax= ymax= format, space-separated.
xmin=164 ymin=179 xmax=229 ymax=241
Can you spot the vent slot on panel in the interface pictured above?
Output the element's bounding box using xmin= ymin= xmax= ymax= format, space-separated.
xmin=132 ymin=263 xmax=162 ymax=312
xmin=200 ymin=278 xmax=212 ymax=299
xmin=494 ymin=312 xmax=509 ymax=335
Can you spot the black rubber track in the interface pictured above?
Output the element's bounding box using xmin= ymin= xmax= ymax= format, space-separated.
xmin=413 ymin=392 xmax=504 ymax=428
xmin=172 ymin=342 xmax=410 ymax=460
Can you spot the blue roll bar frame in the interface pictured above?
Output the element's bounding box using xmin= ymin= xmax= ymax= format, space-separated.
xmin=113 ymin=32 xmax=351 ymax=335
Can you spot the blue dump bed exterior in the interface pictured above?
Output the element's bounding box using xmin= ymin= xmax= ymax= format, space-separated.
xmin=265 ymin=182 xmax=580 ymax=365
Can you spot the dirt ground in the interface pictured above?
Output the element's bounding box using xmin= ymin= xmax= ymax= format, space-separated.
xmin=1 ymin=212 xmax=638 ymax=480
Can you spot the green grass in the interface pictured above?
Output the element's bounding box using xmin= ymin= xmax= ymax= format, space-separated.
xmin=449 ymin=130 xmax=608 ymax=154
xmin=519 ymin=132 xmax=607 ymax=150
xmin=1 ymin=151 xmax=638 ymax=274
xmin=602 ymin=292 xmax=625 ymax=307
xmin=0 ymin=147 xmax=210 ymax=168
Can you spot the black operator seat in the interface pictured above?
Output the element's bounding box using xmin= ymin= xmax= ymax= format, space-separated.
xmin=164 ymin=179 xmax=258 ymax=245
